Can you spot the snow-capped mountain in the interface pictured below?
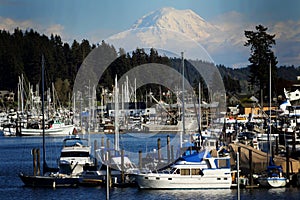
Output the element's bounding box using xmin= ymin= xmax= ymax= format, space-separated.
xmin=104 ymin=7 xmax=300 ymax=68
xmin=131 ymin=7 xmax=219 ymax=41
xmin=106 ymin=7 xmax=242 ymax=65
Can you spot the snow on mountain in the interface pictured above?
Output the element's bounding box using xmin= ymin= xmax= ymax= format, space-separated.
xmin=104 ymin=7 xmax=300 ymax=68
xmin=107 ymin=7 xmax=222 ymax=62
xmin=131 ymin=7 xmax=219 ymax=41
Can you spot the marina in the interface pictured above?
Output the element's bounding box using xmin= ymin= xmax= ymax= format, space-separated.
xmin=1 ymin=0 xmax=300 ymax=199
xmin=1 ymin=133 xmax=300 ymax=199
xmin=0 ymin=52 xmax=299 ymax=199
xmin=0 ymin=56 xmax=300 ymax=198
xmin=0 ymin=6 xmax=300 ymax=200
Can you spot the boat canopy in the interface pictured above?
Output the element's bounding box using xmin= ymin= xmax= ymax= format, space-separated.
xmin=181 ymin=150 xmax=211 ymax=162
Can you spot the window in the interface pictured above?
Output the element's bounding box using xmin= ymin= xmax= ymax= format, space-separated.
xmin=180 ymin=169 xmax=190 ymax=176
xmin=191 ymin=168 xmax=201 ymax=175
xmin=172 ymin=168 xmax=180 ymax=174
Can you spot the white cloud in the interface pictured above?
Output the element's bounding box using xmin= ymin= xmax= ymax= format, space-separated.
xmin=0 ymin=16 xmax=37 ymax=32
xmin=0 ymin=16 xmax=69 ymax=41
xmin=44 ymin=24 xmax=64 ymax=37
xmin=271 ymin=20 xmax=300 ymax=42
xmin=204 ymin=11 xmax=300 ymax=67
xmin=198 ymin=12 xmax=253 ymax=67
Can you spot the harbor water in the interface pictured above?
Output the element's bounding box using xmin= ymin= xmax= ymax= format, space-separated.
xmin=1 ymin=133 xmax=300 ymax=200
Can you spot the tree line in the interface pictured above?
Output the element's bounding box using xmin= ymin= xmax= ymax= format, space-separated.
xmin=1 ymin=27 xmax=299 ymax=108
xmin=0 ymin=28 xmax=94 ymax=104
xmin=0 ymin=28 xmax=234 ymax=106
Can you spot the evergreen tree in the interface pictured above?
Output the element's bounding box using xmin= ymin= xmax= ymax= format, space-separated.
xmin=244 ymin=24 xmax=278 ymax=98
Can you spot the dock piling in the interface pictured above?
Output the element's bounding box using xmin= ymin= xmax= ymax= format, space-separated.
xmin=157 ymin=138 xmax=161 ymax=163
xmin=167 ymin=135 xmax=170 ymax=163
xmin=138 ymin=150 xmax=142 ymax=170
xmin=107 ymin=138 xmax=110 ymax=161
xmin=121 ymin=149 xmax=125 ymax=183
xmin=36 ymin=148 xmax=40 ymax=176
xmin=94 ymin=140 xmax=98 ymax=166
xmin=171 ymin=145 xmax=174 ymax=162
xmin=249 ymin=149 xmax=253 ymax=186
xmin=101 ymin=136 xmax=104 ymax=147
xmin=275 ymin=136 xmax=278 ymax=155
xmin=292 ymin=131 xmax=296 ymax=153
xmin=32 ymin=148 xmax=36 ymax=176
xmin=286 ymin=146 xmax=290 ymax=182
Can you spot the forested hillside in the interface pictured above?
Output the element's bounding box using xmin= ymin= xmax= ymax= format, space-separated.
xmin=0 ymin=28 xmax=93 ymax=91
xmin=0 ymin=28 xmax=299 ymax=105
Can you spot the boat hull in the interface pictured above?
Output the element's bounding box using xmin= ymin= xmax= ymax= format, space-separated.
xmin=20 ymin=125 xmax=74 ymax=136
xmin=135 ymin=173 xmax=232 ymax=189
xmin=79 ymin=176 xmax=104 ymax=187
xmin=258 ymin=177 xmax=287 ymax=188
xmin=19 ymin=173 xmax=79 ymax=188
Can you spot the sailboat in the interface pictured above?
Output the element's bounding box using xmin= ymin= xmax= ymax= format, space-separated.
xmin=257 ymin=62 xmax=288 ymax=188
xmin=19 ymin=56 xmax=79 ymax=188
xmin=257 ymin=158 xmax=287 ymax=188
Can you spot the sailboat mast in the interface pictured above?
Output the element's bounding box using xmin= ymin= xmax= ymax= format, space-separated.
xmin=52 ymin=83 xmax=55 ymax=114
xmin=199 ymin=82 xmax=202 ymax=132
xmin=21 ymin=74 xmax=24 ymax=113
xmin=41 ymin=55 xmax=46 ymax=174
xmin=17 ymin=76 xmax=20 ymax=112
xmin=181 ymin=52 xmax=186 ymax=148
xmin=269 ymin=61 xmax=272 ymax=157
xmin=114 ymin=75 xmax=120 ymax=152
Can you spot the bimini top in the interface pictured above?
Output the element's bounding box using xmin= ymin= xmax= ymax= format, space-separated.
xmin=179 ymin=150 xmax=211 ymax=163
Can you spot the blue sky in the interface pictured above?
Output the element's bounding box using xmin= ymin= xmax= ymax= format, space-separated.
xmin=1 ymin=0 xmax=300 ymax=67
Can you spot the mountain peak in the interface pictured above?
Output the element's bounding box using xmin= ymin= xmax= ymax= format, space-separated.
xmin=107 ymin=7 xmax=221 ymax=62
xmin=131 ymin=7 xmax=218 ymax=40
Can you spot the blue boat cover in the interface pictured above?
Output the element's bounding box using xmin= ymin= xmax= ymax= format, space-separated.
xmin=182 ymin=150 xmax=211 ymax=162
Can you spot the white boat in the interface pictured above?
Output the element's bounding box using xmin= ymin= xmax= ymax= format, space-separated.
xmin=2 ymin=123 xmax=16 ymax=136
xmin=134 ymin=152 xmax=232 ymax=189
xmin=51 ymin=119 xmax=75 ymax=135
xmin=20 ymin=121 xmax=74 ymax=136
xmin=103 ymin=123 xmax=114 ymax=133
xmin=58 ymin=136 xmax=96 ymax=176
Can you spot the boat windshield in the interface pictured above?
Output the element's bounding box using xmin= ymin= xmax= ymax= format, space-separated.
xmin=61 ymin=151 xmax=90 ymax=157
xmin=63 ymin=138 xmax=88 ymax=147
xmin=170 ymin=168 xmax=180 ymax=174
